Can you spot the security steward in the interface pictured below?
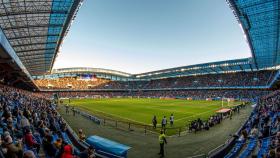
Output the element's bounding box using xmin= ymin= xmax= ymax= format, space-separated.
xmin=158 ymin=130 xmax=167 ymax=157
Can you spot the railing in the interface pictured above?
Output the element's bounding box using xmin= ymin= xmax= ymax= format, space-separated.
xmin=207 ymin=104 xmax=255 ymax=158
xmin=57 ymin=106 xmax=125 ymax=158
xmin=187 ymin=154 xmax=207 ymax=158
xmin=62 ymin=102 xmax=247 ymax=137
xmin=70 ymin=107 xmax=185 ymax=136
xmin=58 ymin=103 xmax=255 ymax=158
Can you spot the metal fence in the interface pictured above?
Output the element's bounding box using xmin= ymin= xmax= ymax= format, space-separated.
xmin=63 ymin=105 xmax=186 ymax=136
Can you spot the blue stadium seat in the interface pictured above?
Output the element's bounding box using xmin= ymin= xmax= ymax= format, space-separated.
xmin=257 ymin=138 xmax=270 ymax=158
xmin=224 ymin=140 xmax=245 ymax=158
xmin=239 ymin=138 xmax=257 ymax=158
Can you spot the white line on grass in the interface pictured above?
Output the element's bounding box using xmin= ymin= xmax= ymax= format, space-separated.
xmin=78 ymin=107 xmax=148 ymax=125
xmin=143 ymin=106 xmax=195 ymax=115
xmin=175 ymin=107 xmax=222 ymax=122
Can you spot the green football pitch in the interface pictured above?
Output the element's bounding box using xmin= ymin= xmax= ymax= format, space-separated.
xmin=64 ymin=98 xmax=242 ymax=129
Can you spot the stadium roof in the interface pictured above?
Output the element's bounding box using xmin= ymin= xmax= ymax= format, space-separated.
xmin=0 ymin=26 xmax=37 ymax=90
xmin=134 ymin=58 xmax=260 ymax=79
xmin=227 ymin=0 xmax=280 ymax=69
xmin=0 ymin=0 xmax=82 ymax=75
xmin=7 ymin=0 xmax=280 ymax=82
xmin=51 ymin=67 xmax=132 ymax=77
xmin=37 ymin=58 xmax=277 ymax=81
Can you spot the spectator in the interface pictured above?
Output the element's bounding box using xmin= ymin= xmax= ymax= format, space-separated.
xmin=0 ymin=136 xmax=6 ymax=158
xmin=4 ymin=135 xmax=23 ymax=158
xmin=275 ymin=147 xmax=280 ymax=158
xmin=42 ymin=135 xmax=56 ymax=157
xmin=53 ymin=138 xmax=63 ymax=150
xmin=23 ymin=150 xmax=36 ymax=158
xmin=79 ymin=146 xmax=96 ymax=158
xmin=23 ymin=129 xmax=40 ymax=153
xmin=78 ymin=129 xmax=86 ymax=141
xmin=34 ymin=70 xmax=276 ymax=91
xmin=61 ymin=142 xmax=74 ymax=158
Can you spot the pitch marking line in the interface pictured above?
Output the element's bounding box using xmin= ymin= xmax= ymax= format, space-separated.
xmin=78 ymin=106 xmax=148 ymax=125
xmin=143 ymin=106 xmax=195 ymax=115
xmin=174 ymin=102 xmax=240 ymax=122
xmin=175 ymin=107 xmax=222 ymax=122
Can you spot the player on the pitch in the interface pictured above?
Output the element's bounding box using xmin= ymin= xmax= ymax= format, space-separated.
xmin=161 ymin=116 xmax=167 ymax=129
xmin=170 ymin=114 xmax=174 ymax=127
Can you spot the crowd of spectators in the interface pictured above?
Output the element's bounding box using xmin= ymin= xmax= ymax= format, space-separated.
xmin=189 ymin=104 xmax=245 ymax=133
xmin=34 ymin=77 xmax=109 ymax=90
xmin=0 ymin=84 xmax=96 ymax=158
xmin=0 ymin=70 xmax=279 ymax=157
xmin=225 ymin=90 xmax=280 ymax=157
xmin=34 ymin=70 xmax=276 ymax=90
xmin=145 ymin=70 xmax=276 ymax=89
xmin=40 ymin=90 xmax=270 ymax=101
xmin=189 ymin=115 xmax=223 ymax=133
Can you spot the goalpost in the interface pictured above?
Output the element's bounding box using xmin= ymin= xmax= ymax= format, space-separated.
xmin=222 ymin=98 xmax=235 ymax=108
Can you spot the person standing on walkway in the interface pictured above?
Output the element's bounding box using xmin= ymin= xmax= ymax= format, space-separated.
xmin=152 ymin=115 xmax=157 ymax=129
xmin=71 ymin=106 xmax=75 ymax=116
xmin=65 ymin=104 xmax=69 ymax=114
xmin=230 ymin=109 xmax=233 ymax=120
xmin=158 ymin=130 xmax=167 ymax=157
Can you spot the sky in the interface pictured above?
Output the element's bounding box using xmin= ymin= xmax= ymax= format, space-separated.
xmin=53 ymin=0 xmax=251 ymax=74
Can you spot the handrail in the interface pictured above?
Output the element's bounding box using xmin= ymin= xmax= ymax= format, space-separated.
xmin=187 ymin=153 xmax=206 ymax=158
xmin=57 ymin=107 xmax=126 ymax=158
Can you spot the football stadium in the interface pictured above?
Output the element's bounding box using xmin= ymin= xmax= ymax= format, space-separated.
xmin=0 ymin=0 xmax=279 ymax=158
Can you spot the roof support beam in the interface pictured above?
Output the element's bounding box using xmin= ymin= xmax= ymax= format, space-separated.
xmin=26 ymin=64 xmax=46 ymax=68
xmin=12 ymin=42 xmax=57 ymax=47
xmin=22 ymin=59 xmax=52 ymax=64
xmin=23 ymin=59 xmax=51 ymax=66
xmin=227 ymin=65 xmax=234 ymax=71
xmin=16 ymin=48 xmax=55 ymax=53
xmin=21 ymin=56 xmax=53 ymax=61
xmin=18 ymin=53 xmax=53 ymax=58
xmin=239 ymin=65 xmax=244 ymax=71
xmin=249 ymin=64 xmax=253 ymax=72
xmin=218 ymin=66 xmax=226 ymax=72
xmin=25 ymin=64 xmax=46 ymax=68
xmin=8 ymin=34 xmax=60 ymax=40
xmin=199 ymin=68 xmax=209 ymax=74
xmin=209 ymin=67 xmax=218 ymax=73
xmin=0 ymin=10 xmax=68 ymax=17
xmin=3 ymin=24 xmax=63 ymax=31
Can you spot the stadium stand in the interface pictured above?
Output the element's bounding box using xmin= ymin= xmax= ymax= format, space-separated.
xmin=0 ymin=82 xmax=280 ymax=158
xmin=0 ymin=0 xmax=280 ymax=157
xmin=41 ymin=90 xmax=269 ymax=101
xmin=0 ymin=83 xmax=132 ymax=158
xmin=34 ymin=77 xmax=110 ymax=90
xmin=222 ymin=90 xmax=280 ymax=158
xmin=34 ymin=70 xmax=276 ymax=90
